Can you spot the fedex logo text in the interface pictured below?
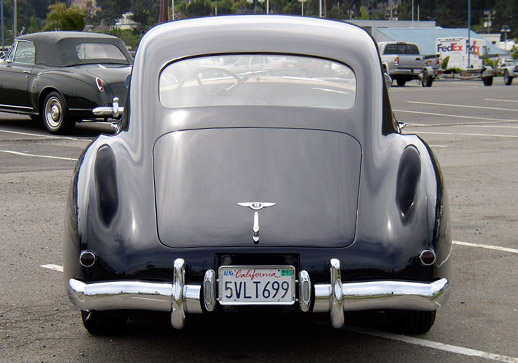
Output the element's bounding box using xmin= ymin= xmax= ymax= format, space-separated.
xmin=437 ymin=42 xmax=463 ymax=52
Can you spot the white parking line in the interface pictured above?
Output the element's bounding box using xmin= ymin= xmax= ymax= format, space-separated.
xmin=0 ymin=129 xmax=78 ymax=141
xmin=453 ymin=240 xmax=518 ymax=254
xmin=40 ymin=264 xmax=64 ymax=272
xmin=394 ymin=109 xmax=518 ymax=123
xmin=412 ymin=131 xmax=518 ymax=139
xmin=349 ymin=327 xmax=518 ymax=363
xmin=407 ymin=101 xmax=518 ymax=113
xmin=0 ymin=150 xmax=78 ymax=161
xmin=485 ymin=99 xmax=518 ymax=104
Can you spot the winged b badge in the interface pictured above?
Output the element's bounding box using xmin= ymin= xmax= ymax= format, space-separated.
xmin=237 ymin=202 xmax=276 ymax=243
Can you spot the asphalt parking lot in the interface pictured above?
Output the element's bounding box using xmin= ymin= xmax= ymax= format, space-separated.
xmin=1 ymin=78 xmax=517 ymax=362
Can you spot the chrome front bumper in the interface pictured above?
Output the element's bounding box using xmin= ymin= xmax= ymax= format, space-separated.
xmin=68 ymin=258 xmax=450 ymax=329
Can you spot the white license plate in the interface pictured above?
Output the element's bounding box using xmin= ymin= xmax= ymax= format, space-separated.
xmin=218 ymin=266 xmax=296 ymax=305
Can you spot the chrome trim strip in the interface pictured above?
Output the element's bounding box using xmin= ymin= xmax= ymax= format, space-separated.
xmin=298 ymin=270 xmax=311 ymax=312
xmin=68 ymin=108 xmax=93 ymax=112
xmin=203 ymin=269 xmax=216 ymax=312
xmin=0 ymin=103 xmax=33 ymax=110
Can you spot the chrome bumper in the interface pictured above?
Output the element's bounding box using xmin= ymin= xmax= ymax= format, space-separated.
xmin=68 ymin=258 xmax=450 ymax=329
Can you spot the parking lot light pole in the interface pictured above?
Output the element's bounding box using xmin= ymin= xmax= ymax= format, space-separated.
xmin=1 ymin=0 xmax=4 ymax=53
xmin=501 ymin=25 xmax=511 ymax=55
xmin=13 ymin=0 xmax=16 ymax=37
xmin=467 ymin=0 xmax=471 ymax=68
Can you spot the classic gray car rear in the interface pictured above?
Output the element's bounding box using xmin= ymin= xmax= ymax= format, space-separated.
xmin=65 ymin=16 xmax=451 ymax=335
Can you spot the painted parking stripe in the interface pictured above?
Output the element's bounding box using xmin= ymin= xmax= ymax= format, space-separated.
xmin=41 ymin=264 xmax=64 ymax=272
xmin=0 ymin=129 xmax=78 ymax=140
xmin=454 ymin=241 xmax=518 ymax=254
xmin=349 ymin=327 xmax=518 ymax=363
xmin=394 ymin=109 xmax=518 ymax=123
xmin=485 ymin=99 xmax=518 ymax=104
xmin=407 ymin=101 xmax=518 ymax=113
xmin=405 ymin=121 xmax=518 ymax=129
xmin=412 ymin=131 xmax=518 ymax=139
xmin=0 ymin=150 xmax=78 ymax=161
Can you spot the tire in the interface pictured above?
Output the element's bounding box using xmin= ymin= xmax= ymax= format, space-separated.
xmin=42 ymin=91 xmax=75 ymax=134
xmin=81 ymin=310 xmax=126 ymax=335
xmin=396 ymin=78 xmax=406 ymax=87
xmin=389 ymin=310 xmax=436 ymax=334
xmin=421 ymin=71 xmax=433 ymax=87
xmin=482 ymin=76 xmax=493 ymax=86
xmin=504 ymin=70 xmax=513 ymax=85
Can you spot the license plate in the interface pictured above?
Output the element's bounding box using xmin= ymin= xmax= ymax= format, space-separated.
xmin=218 ymin=266 xmax=296 ymax=305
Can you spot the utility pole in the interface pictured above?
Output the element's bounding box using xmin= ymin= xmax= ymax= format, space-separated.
xmin=468 ymin=0 xmax=471 ymax=68
xmin=1 ymin=0 xmax=4 ymax=53
xmin=484 ymin=10 xmax=495 ymax=33
xmin=158 ymin=0 xmax=167 ymax=24
xmin=411 ymin=0 xmax=414 ymax=26
xmin=13 ymin=0 xmax=16 ymax=38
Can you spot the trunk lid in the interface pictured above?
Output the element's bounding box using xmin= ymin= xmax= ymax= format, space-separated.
xmin=153 ymin=128 xmax=361 ymax=248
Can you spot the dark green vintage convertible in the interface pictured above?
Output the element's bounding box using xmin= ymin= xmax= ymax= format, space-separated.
xmin=0 ymin=31 xmax=132 ymax=133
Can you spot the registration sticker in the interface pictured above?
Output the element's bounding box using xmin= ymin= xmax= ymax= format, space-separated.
xmin=218 ymin=266 xmax=296 ymax=305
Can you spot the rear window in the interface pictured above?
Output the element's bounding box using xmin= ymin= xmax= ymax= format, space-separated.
xmin=383 ymin=44 xmax=419 ymax=55
xmin=159 ymin=54 xmax=356 ymax=109
xmin=76 ymin=43 xmax=127 ymax=61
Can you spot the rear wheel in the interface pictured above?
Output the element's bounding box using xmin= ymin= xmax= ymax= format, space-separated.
xmin=389 ymin=310 xmax=436 ymax=334
xmin=503 ymin=70 xmax=513 ymax=85
xmin=482 ymin=76 xmax=493 ymax=86
xmin=81 ymin=310 xmax=127 ymax=335
xmin=396 ymin=78 xmax=406 ymax=87
xmin=43 ymin=91 xmax=75 ymax=134
xmin=421 ymin=71 xmax=433 ymax=87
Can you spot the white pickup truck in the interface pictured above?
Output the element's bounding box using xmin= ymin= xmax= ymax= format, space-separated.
xmin=378 ymin=41 xmax=434 ymax=87
xmin=498 ymin=58 xmax=518 ymax=85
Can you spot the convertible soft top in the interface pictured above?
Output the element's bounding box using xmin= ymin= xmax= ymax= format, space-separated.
xmin=17 ymin=31 xmax=132 ymax=66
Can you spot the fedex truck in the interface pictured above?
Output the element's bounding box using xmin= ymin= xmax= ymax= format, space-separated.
xmin=435 ymin=37 xmax=495 ymax=85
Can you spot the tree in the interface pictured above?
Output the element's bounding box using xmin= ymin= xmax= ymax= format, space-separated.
xmin=28 ymin=17 xmax=42 ymax=34
xmin=43 ymin=2 xmax=86 ymax=31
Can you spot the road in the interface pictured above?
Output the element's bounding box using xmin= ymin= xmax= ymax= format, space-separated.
xmin=0 ymin=78 xmax=517 ymax=362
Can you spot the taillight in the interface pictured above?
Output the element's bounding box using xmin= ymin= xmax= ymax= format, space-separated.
xmin=95 ymin=77 xmax=104 ymax=92
xmin=394 ymin=56 xmax=399 ymax=66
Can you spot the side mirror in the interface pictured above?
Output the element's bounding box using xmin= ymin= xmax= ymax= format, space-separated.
xmin=93 ymin=97 xmax=124 ymax=119
xmin=384 ymin=73 xmax=392 ymax=89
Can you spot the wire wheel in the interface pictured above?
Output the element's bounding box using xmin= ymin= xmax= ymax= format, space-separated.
xmin=43 ymin=92 xmax=73 ymax=134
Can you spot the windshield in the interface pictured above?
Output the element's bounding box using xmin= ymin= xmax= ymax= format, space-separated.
xmin=159 ymin=54 xmax=356 ymax=109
